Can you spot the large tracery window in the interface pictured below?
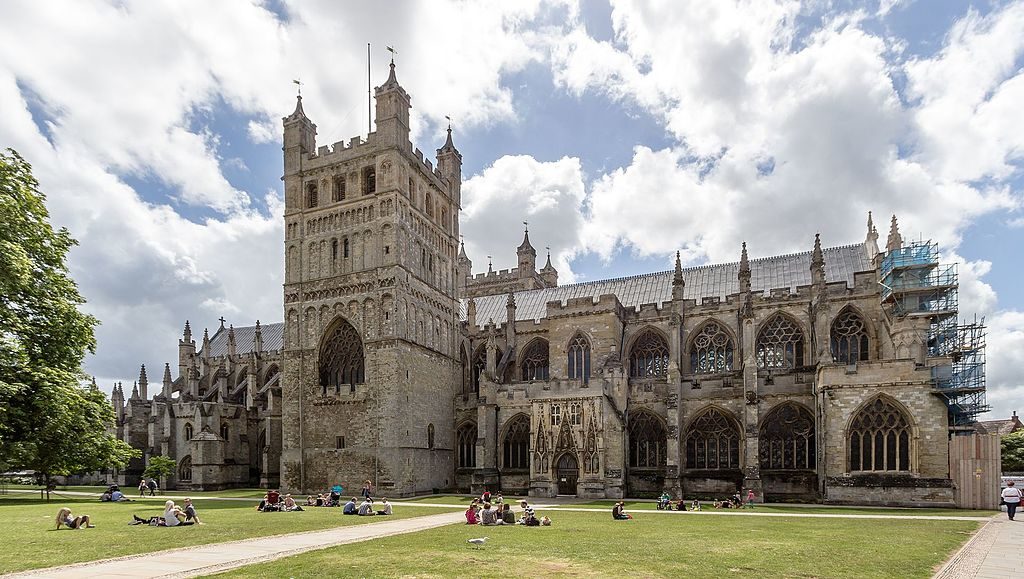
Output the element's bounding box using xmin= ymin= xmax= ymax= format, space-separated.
xmin=567 ymin=334 xmax=591 ymax=384
xmin=306 ymin=182 xmax=318 ymax=208
xmin=629 ymin=329 xmax=670 ymax=379
xmin=629 ymin=411 xmax=667 ymax=469
xmin=831 ymin=308 xmax=870 ymax=364
xmin=178 ymin=456 xmax=192 ymax=482
xmin=759 ymin=403 xmax=815 ymax=470
xmin=690 ymin=322 xmax=734 ymax=373
xmin=319 ymin=318 xmax=365 ymax=395
xmin=502 ymin=415 xmax=530 ymax=471
xmin=756 ymin=314 xmax=804 ymax=369
xmin=685 ymin=409 xmax=741 ymax=470
xmin=520 ymin=339 xmax=550 ymax=381
xmin=457 ymin=422 xmax=477 ymax=469
xmin=849 ymin=397 xmax=912 ymax=473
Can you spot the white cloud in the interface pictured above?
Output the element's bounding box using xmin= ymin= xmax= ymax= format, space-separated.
xmin=984 ymin=310 xmax=1024 ymax=418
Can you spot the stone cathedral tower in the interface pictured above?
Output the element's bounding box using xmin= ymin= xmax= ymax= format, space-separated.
xmin=280 ymin=62 xmax=462 ymax=495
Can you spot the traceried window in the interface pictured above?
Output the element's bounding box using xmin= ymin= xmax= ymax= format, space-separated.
xmin=569 ymin=402 xmax=582 ymax=426
xmin=756 ymin=314 xmax=804 ymax=369
xmin=178 ymin=456 xmax=192 ymax=482
xmin=502 ymin=415 xmax=530 ymax=470
xmin=759 ymin=403 xmax=815 ymax=470
xmin=550 ymin=404 xmax=561 ymax=426
xmin=333 ymin=175 xmax=346 ymax=202
xmin=306 ymin=182 xmax=319 ymax=208
xmin=520 ymin=339 xmax=550 ymax=381
xmin=457 ymin=422 xmax=477 ymax=468
xmin=849 ymin=397 xmax=912 ymax=472
xmin=628 ymin=329 xmax=670 ymax=378
xmin=831 ymin=308 xmax=870 ymax=364
xmin=567 ymin=334 xmax=591 ymax=383
xmin=184 ymin=423 xmax=193 ymax=441
xmin=362 ymin=166 xmax=376 ymax=195
xmin=629 ymin=411 xmax=667 ymax=469
xmin=685 ymin=409 xmax=740 ymax=470
xmin=689 ymin=322 xmax=734 ymax=373
xmin=318 ymin=318 xmax=365 ymax=395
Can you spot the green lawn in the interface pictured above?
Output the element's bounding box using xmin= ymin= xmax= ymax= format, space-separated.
xmin=575 ymin=499 xmax=996 ymax=517
xmin=1 ymin=484 xmax=268 ymax=499
xmin=209 ymin=509 xmax=980 ymax=578
xmin=0 ymin=494 xmax=453 ymax=574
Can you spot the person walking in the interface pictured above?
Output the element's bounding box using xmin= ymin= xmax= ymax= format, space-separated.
xmin=746 ymin=488 xmax=756 ymax=509
xmin=1002 ymin=481 xmax=1022 ymax=521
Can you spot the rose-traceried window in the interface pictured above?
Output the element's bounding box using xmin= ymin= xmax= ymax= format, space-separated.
xmin=567 ymin=334 xmax=591 ymax=383
xmin=689 ymin=321 xmax=734 ymax=373
xmin=628 ymin=329 xmax=669 ymax=378
xmin=849 ymin=397 xmax=912 ymax=472
xmin=684 ymin=409 xmax=740 ymax=469
xmin=759 ymin=403 xmax=815 ymax=470
xmin=831 ymin=308 xmax=870 ymax=364
xmin=319 ymin=318 xmax=365 ymax=395
xmin=520 ymin=339 xmax=550 ymax=381
xmin=756 ymin=314 xmax=804 ymax=369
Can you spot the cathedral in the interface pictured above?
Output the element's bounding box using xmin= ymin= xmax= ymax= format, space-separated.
xmin=111 ymin=61 xmax=988 ymax=507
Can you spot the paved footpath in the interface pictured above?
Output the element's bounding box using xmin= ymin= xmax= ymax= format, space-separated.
xmin=934 ymin=514 xmax=1024 ymax=579
xmin=4 ymin=511 xmax=464 ymax=579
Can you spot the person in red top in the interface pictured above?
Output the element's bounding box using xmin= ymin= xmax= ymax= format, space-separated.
xmin=465 ymin=501 xmax=479 ymax=525
xmin=746 ymin=489 xmax=756 ymax=509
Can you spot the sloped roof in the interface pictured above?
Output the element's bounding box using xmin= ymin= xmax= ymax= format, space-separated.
xmin=201 ymin=322 xmax=284 ymax=358
xmin=463 ymin=243 xmax=872 ymax=327
xmin=975 ymin=418 xmax=1023 ymax=436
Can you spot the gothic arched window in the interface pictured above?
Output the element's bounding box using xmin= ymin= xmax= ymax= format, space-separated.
xmin=457 ymin=422 xmax=477 ymax=469
xmin=178 ymin=456 xmax=192 ymax=482
xmin=471 ymin=346 xmax=502 ymax=394
xmin=849 ymin=397 xmax=912 ymax=472
xmin=318 ymin=318 xmax=365 ymax=395
xmin=184 ymin=423 xmax=193 ymax=441
xmin=629 ymin=411 xmax=667 ymax=469
xmin=520 ymin=339 xmax=550 ymax=381
xmin=831 ymin=308 xmax=870 ymax=364
xmin=333 ymin=175 xmax=345 ymax=202
xmin=567 ymin=334 xmax=591 ymax=384
xmin=756 ymin=314 xmax=804 ymax=369
xmin=759 ymin=403 xmax=815 ymax=470
xmin=689 ymin=321 xmax=734 ymax=373
xmin=306 ymin=182 xmax=318 ymax=208
xmin=502 ymin=415 xmax=530 ymax=471
xmin=684 ymin=409 xmax=740 ymax=470
xmin=362 ymin=166 xmax=376 ymax=195
xmin=628 ymin=329 xmax=670 ymax=379
xmin=427 ymin=423 xmax=435 ymax=450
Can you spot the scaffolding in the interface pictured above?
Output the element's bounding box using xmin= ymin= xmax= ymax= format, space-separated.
xmin=880 ymin=242 xmax=989 ymax=430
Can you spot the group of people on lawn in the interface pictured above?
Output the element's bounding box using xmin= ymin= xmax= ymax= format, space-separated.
xmin=466 ymin=490 xmax=549 ymax=526
xmin=654 ymin=489 xmax=756 ymax=511
xmin=256 ymin=489 xmax=306 ymax=512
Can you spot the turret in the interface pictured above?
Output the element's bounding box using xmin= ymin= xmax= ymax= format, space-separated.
xmin=505 ymin=291 xmax=517 ymax=346
xmin=540 ymin=248 xmax=558 ymax=287
xmin=457 ymin=240 xmax=472 ymax=295
xmin=672 ymin=250 xmax=685 ymax=301
xmin=282 ymin=93 xmax=317 ymax=212
xmin=811 ymin=233 xmax=825 ymax=287
xmin=516 ymin=225 xmax=537 ymax=278
xmin=865 ymin=211 xmax=880 ymax=259
xmin=130 ymin=381 xmax=139 ymax=400
xmin=138 ymin=364 xmax=148 ymax=400
xmin=111 ymin=382 xmax=124 ymax=421
xmin=201 ymin=328 xmax=211 ymax=364
xmin=436 ymin=125 xmax=463 ymax=207
xmin=253 ymin=319 xmax=263 ymax=354
xmin=179 ymin=320 xmax=196 ymax=385
xmin=738 ymin=242 xmax=751 ymax=294
xmin=467 ymin=297 xmax=477 ymax=330
xmin=162 ymin=363 xmax=172 ymax=399
xmin=374 ymin=61 xmax=411 ymax=147
xmin=227 ymin=324 xmax=237 ymax=358
xmin=886 ymin=214 xmax=903 ymax=253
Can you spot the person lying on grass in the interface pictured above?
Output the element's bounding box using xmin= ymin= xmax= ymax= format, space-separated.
xmin=130 ymin=500 xmax=195 ymax=526
xmin=55 ymin=507 xmax=94 ymax=530
xmin=282 ymin=494 xmax=304 ymax=512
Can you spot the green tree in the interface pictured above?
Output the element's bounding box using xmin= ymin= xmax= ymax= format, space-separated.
xmin=143 ymin=455 xmax=176 ymax=489
xmin=1003 ymin=431 xmax=1024 ymax=473
xmin=0 ymin=149 xmax=137 ymax=493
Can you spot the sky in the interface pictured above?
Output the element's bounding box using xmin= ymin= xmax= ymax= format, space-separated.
xmin=0 ymin=0 xmax=1022 ymax=419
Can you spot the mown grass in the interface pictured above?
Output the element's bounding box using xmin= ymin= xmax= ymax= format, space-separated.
xmin=575 ymin=499 xmax=996 ymax=518
xmin=0 ymin=494 xmax=453 ymax=574
xmin=209 ymin=508 xmax=979 ymax=578
xmin=1 ymin=484 xmax=268 ymax=499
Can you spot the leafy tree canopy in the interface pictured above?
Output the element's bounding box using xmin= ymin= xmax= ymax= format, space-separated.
xmin=1003 ymin=430 xmax=1024 ymax=473
xmin=0 ymin=149 xmax=137 ymax=478
xmin=143 ymin=455 xmax=176 ymax=482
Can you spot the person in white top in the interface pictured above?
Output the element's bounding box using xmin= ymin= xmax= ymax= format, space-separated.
xmin=1002 ymin=481 xmax=1022 ymax=521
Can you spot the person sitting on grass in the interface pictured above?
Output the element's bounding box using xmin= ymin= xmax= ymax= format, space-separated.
xmin=494 ymin=492 xmax=503 ymax=506
xmin=465 ymin=501 xmax=479 ymax=524
xmin=501 ymin=503 xmax=515 ymax=524
xmin=376 ymin=498 xmax=392 ymax=516
xmin=541 ymin=516 xmax=552 ymax=526
xmin=480 ymin=502 xmax=497 ymax=525
xmin=611 ymin=501 xmax=631 ymax=520
xmin=55 ymin=507 xmax=94 ymax=530
xmin=358 ymin=498 xmax=375 ymax=516
xmin=283 ymin=494 xmax=304 ymax=512
xmin=329 ymin=487 xmax=342 ymax=507
xmin=131 ymin=500 xmax=192 ymax=526
xmin=306 ymin=495 xmax=317 ymax=507
xmin=100 ymin=490 xmax=112 ymax=502
xmin=519 ymin=501 xmax=539 ymax=526
xmin=674 ymin=498 xmax=687 ymax=511
xmin=343 ymin=497 xmax=358 ymax=515
xmin=482 ymin=489 xmax=491 ymax=503
xmin=181 ymin=497 xmax=203 ymax=524
xmin=657 ymin=491 xmax=671 ymax=510
xmin=691 ymin=499 xmax=702 ymax=512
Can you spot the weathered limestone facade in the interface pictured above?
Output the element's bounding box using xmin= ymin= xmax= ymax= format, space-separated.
xmin=111 ymin=63 xmax=975 ymax=506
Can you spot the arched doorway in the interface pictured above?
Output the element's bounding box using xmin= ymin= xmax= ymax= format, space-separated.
xmin=556 ymin=453 xmax=579 ymax=496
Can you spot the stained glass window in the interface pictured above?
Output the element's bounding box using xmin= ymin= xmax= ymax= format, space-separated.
xmin=629 ymin=329 xmax=670 ymax=378
xmin=756 ymin=314 xmax=804 ymax=369
xmin=690 ymin=322 xmax=734 ymax=373
xmin=759 ymin=403 xmax=815 ymax=470
xmin=685 ymin=409 xmax=740 ymax=469
xmin=848 ymin=397 xmax=911 ymax=472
